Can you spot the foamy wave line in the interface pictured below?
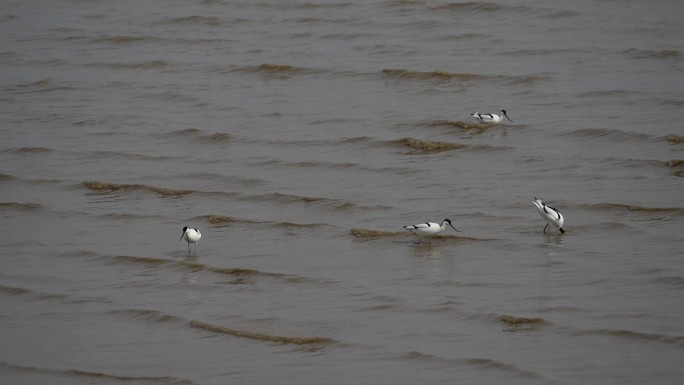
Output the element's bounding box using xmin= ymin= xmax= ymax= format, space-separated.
xmin=82 ymin=180 xmax=386 ymax=211
xmin=500 ymin=314 xmax=547 ymax=325
xmin=561 ymin=127 xmax=654 ymax=142
xmin=160 ymin=15 xmax=225 ymax=26
xmin=0 ymin=284 xmax=67 ymax=300
xmin=82 ymin=181 xmax=198 ymax=197
xmin=212 ymin=63 xmax=353 ymax=78
xmin=107 ymin=308 xmax=335 ymax=346
xmin=570 ymin=328 xmax=684 ymax=346
xmin=250 ymin=159 xmax=418 ymax=176
xmin=398 ymin=137 xmax=499 ymax=153
xmin=92 ymin=35 xmax=160 ymax=44
xmin=84 ymin=60 xmax=171 ymax=70
xmin=2 ymin=146 xmax=55 ymax=154
xmin=382 ymin=68 xmax=548 ymax=84
xmin=109 ymin=254 xmax=313 ymax=283
xmin=169 ymin=128 xmax=232 ymax=143
xmin=203 ymin=214 xmax=330 ymax=229
xmin=190 ymin=320 xmax=335 ymax=345
xmin=0 ymin=361 xmax=196 ymax=384
xmin=429 ymin=120 xmax=492 ymax=130
xmin=86 ymin=150 xmax=176 ymax=161
xmin=350 ymin=228 xmax=405 ymax=238
xmin=399 ymin=351 xmax=542 ymax=378
xmin=623 ymin=48 xmax=682 ymax=59
xmin=243 ymin=192 xmax=391 ymax=211
xmin=108 ymin=308 xmax=186 ymax=324
xmin=585 ymin=202 xmax=684 ymax=216
xmin=0 ymin=202 xmax=43 ymax=210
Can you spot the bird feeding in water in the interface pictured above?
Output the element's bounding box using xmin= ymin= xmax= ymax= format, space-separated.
xmin=532 ymin=197 xmax=565 ymax=234
xmin=403 ymin=219 xmax=459 ymax=244
xmin=471 ymin=110 xmax=513 ymax=124
xmin=180 ymin=226 xmax=201 ymax=253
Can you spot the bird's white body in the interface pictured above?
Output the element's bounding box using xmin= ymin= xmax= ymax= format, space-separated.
xmin=532 ymin=197 xmax=565 ymax=234
xmin=471 ymin=110 xmax=513 ymax=124
xmin=403 ymin=219 xmax=459 ymax=244
xmin=180 ymin=226 xmax=201 ymax=253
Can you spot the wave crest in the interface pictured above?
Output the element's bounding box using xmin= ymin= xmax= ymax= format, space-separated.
xmin=190 ymin=320 xmax=335 ymax=345
xmin=83 ymin=181 xmax=195 ymax=197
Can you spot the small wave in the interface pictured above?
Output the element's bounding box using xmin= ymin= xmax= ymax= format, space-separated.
xmin=575 ymin=90 xmax=637 ymax=99
xmin=92 ymin=35 xmax=160 ymax=44
xmin=82 ymin=181 xmax=195 ymax=197
xmin=273 ymin=221 xmax=329 ymax=229
xmin=561 ymin=127 xmax=654 ymax=142
xmin=248 ymin=192 xmax=389 ymax=211
xmin=382 ymin=68 xmax=488 ymax=81
xmin=0 ymin=173 xmax=14 ymax=181
xmin=161 ymin=15 xmax=224 ymax=26
xmin=573 ymin=328 xmax=684 ymax=347
xmin=655 ymin=276 xmax=684 ymax=289
xmin=350 ymin=228 xmax=405 ymax=238
xmin=400 ymin=137 xmax=467 ymax=152
xmin=623 ymin=48 xmax=682 ymax=59
xmin=382 ymin=68 xmax=548 ymax=84
xmin=667 ymin=159 xmax=684 ymax=168
xmin=586 ymin=202 xmax=684 ymax=216
xmin=464 ymin=357 xmax=542 ymax=378
xmin=0 ymin=284 xmax=67 ymax=300
xmin=168 ymin=128 xmax=232 ymax=144
xmin=85 ymin=60 xmax=171 ymax=70
xmin=86 ymin=150 xmax=175 ymax=161
xmin=429 ymin=120 xmax=488 ymax=130
xmin=109 ymin=255 xmax=307 ymax=283
xmin=0 ymin=202 xmax=43 ymax=210
xmin=206 ymin=132 xmax=232 ymax=143
xmin=4 ymin=146 xmax=54 ymax=154
xmin=0 ymin=284 xmax=32 ymax=296
xmin=3 ymin=79 xmax=80 ymax=93
xmin=399 ymin=350 xmax=541 ymax=378
xmin=190 ymin=320 xmax=335 ymax=345
xmin=221 ymin=63 xmax=332 ymax=77
xmin=667 ymin=134 xmax=684 ymax=143
xmin=108 ymin=308 xmax=185 ymax=324
xmin=500 ymin=314 xmax=547 ymax=325
xmin=662 ymin=99 xmax=684 ymax=106
xmin=0 ymin=361 xmax=197 ymax=384
xmin=430 ymin=2 xmax=528 ymax=13
xmin=205 ymin=215 xmax=239 ymax=225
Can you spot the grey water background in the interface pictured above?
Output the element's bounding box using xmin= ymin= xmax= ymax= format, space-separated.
xmin=1 ymin=0 xmax=684 ymax=384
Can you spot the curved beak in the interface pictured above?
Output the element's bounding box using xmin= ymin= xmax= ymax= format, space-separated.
xmin=449 ymin=223 xmax=460 ymax=232
xmin=179 ymin=230 xmax=186 ymax=241
xmin=504 ymin=112 xmax=513 ymax=122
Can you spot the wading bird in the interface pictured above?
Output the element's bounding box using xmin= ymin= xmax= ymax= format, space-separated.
xmin=403 ymin=219 xmax=459 ymax=244
xmin=180 ymin=226 xmax=202 ymax=253
xmin=471 ymin=110 xmax=513 ymax=124
xmin=532 ymin=197 xmax=565 ymax=234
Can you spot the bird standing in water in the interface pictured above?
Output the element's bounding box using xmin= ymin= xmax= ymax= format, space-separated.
xmin=532 ymin=197 xmax=565 ymax=234
xmin=403 ymin=219 xmax=460 ymax=244
xmin=471 ymin=110 xmax=513 ymax=124
xmin=180 ymin=226 xmax=202 ymax=253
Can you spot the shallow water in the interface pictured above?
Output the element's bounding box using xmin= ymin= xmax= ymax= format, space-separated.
xmin=1 ymin=0 xmax=684 ymax=384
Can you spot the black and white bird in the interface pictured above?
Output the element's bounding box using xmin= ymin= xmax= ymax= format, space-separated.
xmin=471 ymin=110 xmax=513 ymax=124
xmin=403 ymin=219 xmax=459 ymax=244
xmin=179 ymin=226 xmax=202 ymax=253
xmin=532 ymin=197 xmax=565 ymax=234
